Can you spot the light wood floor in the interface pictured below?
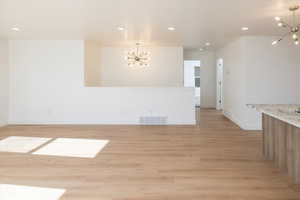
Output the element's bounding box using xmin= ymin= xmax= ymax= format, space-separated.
xmin=0 ymin=109 xmax=300 ymax=199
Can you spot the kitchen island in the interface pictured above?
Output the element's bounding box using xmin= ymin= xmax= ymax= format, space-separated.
xmin=251 ymin=104 xmax=300 ymax=184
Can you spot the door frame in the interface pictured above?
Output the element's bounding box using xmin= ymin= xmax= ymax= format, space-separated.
xmin=216 ymin=58 xmax=223 ymax=110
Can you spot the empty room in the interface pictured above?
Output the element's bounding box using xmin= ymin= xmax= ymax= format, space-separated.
xmin=1 ymin=0 xmax=300 ymax=199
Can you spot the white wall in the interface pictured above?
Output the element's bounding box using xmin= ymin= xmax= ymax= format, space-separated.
xmin=0 ymin=40 xmax=9 ymax=127
xmin=217 ymin=36 xmax=300 ymax=130
xmin=9 ymin=40 xmax=195 ymax=125
xmin=85 ymin=43 xmax=184 ymax=87
xmin=184 ymin=50 xmax=216 ymax=108
xmin=216 ymin=38 xmax=248 ymax=128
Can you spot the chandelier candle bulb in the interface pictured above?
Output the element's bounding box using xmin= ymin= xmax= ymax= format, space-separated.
xmin=293 ymin=33 xmax=298 ymax=39
xmin=272 ymin=40 xmax=278 ymax=45
xmin=275 ymin=16 xmax=281 ymax=21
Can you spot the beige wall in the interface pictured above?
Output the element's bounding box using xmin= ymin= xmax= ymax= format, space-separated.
xmin=184 ymin=50 xmax=216 ymax=108
xmin=84 ymin=42 xmax=184 ymax=87
xmin=84 ymin=41 xmax=102 ymax=87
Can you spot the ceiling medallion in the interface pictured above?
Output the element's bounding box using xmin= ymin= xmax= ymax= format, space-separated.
xmin=272 ymin=5 xmax=300 ymax=45
xmin=125 ymin=43 xmax=150 ymax=67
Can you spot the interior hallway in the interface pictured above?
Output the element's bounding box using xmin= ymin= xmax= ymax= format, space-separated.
xmin=0 ymin=109 xmax=300 ymax=199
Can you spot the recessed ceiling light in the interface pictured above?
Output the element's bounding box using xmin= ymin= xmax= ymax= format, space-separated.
xmin=241 ymin=27 xmax=249 ymax=31
xmin=11 ymin=27 xmax=20 ymax=32
xmin=205 ymin=42 xmax=211 ymax=46
xmin=199 ymin=48 xmax=204 ymax=51
xmin=168 ymin=27 xmax=175 ymax=31
xmin=117 ymin=27 xmax=125 ymax=31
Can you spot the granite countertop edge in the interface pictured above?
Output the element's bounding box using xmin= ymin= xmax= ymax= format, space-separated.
xmin=247 ymin=104 xmax=300 ymax=129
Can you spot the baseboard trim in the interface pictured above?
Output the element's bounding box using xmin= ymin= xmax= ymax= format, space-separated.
xmin=223 ymin=111 xmax=243 ymax=129
xmin=8 ymin=121 xmax=196 ymax=126
xmin=0 ymin=124 xmax=8 ymax=129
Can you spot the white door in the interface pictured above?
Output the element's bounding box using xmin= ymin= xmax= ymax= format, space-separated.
xmin=216 ymin=59 xmax=223 ymax=110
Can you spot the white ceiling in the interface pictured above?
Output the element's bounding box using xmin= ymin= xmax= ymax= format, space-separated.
xmin=0 ymin=0 xmax=299 ymax=49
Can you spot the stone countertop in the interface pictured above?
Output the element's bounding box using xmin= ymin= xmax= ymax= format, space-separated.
xmin=248 ymin=104 xmax=300 ymax=129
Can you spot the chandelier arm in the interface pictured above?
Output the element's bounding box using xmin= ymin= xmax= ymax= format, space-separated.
xmin=280 ymin=20 xmax=293 ymax=29
xmin=272 ymin=6 xmax=300 ymax=45
xmin=277 ymin=31 xmax=293 ymax=42
xmin=126 ymin=43 xmax=150 ymax=67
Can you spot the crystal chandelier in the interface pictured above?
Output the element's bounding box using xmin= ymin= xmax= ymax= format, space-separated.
xmin=125 ymin=43 xmax=150 ymax=67
xmin=272 ymin=5 xmax=300 ymax=45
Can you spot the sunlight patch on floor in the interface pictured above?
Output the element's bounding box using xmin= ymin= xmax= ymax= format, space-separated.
xmin=0 ymin=184 xmax=65 ymax=200
xmin=33 ymin=138 xmax=109 ymax=158
xmin=0 ymin=136 xmax=52 ymax=153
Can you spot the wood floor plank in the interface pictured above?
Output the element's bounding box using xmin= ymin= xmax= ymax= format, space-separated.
xmin=0 ymin=109 xmax=299 ymax=199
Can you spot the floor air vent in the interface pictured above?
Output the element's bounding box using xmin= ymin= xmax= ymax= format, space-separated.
xmin=139 ymin=116 xmax=168 ymax=125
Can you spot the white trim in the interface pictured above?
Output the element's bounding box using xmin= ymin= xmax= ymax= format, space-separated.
xmin=0 ymin=123 xmax=7 ymax=128
xmin=8 ymin=121 xmax=196 ymax=125
xmin=216 ymin=58 xmax=223 ymax=110
xmin=223 ymin=110 xmax=243 ymax=129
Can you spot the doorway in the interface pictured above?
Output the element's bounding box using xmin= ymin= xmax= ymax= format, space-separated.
xmin=184 ymin=60 xmax=201 ymax=107
xmin=216 ymin=58 xmax=223 ymax=110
